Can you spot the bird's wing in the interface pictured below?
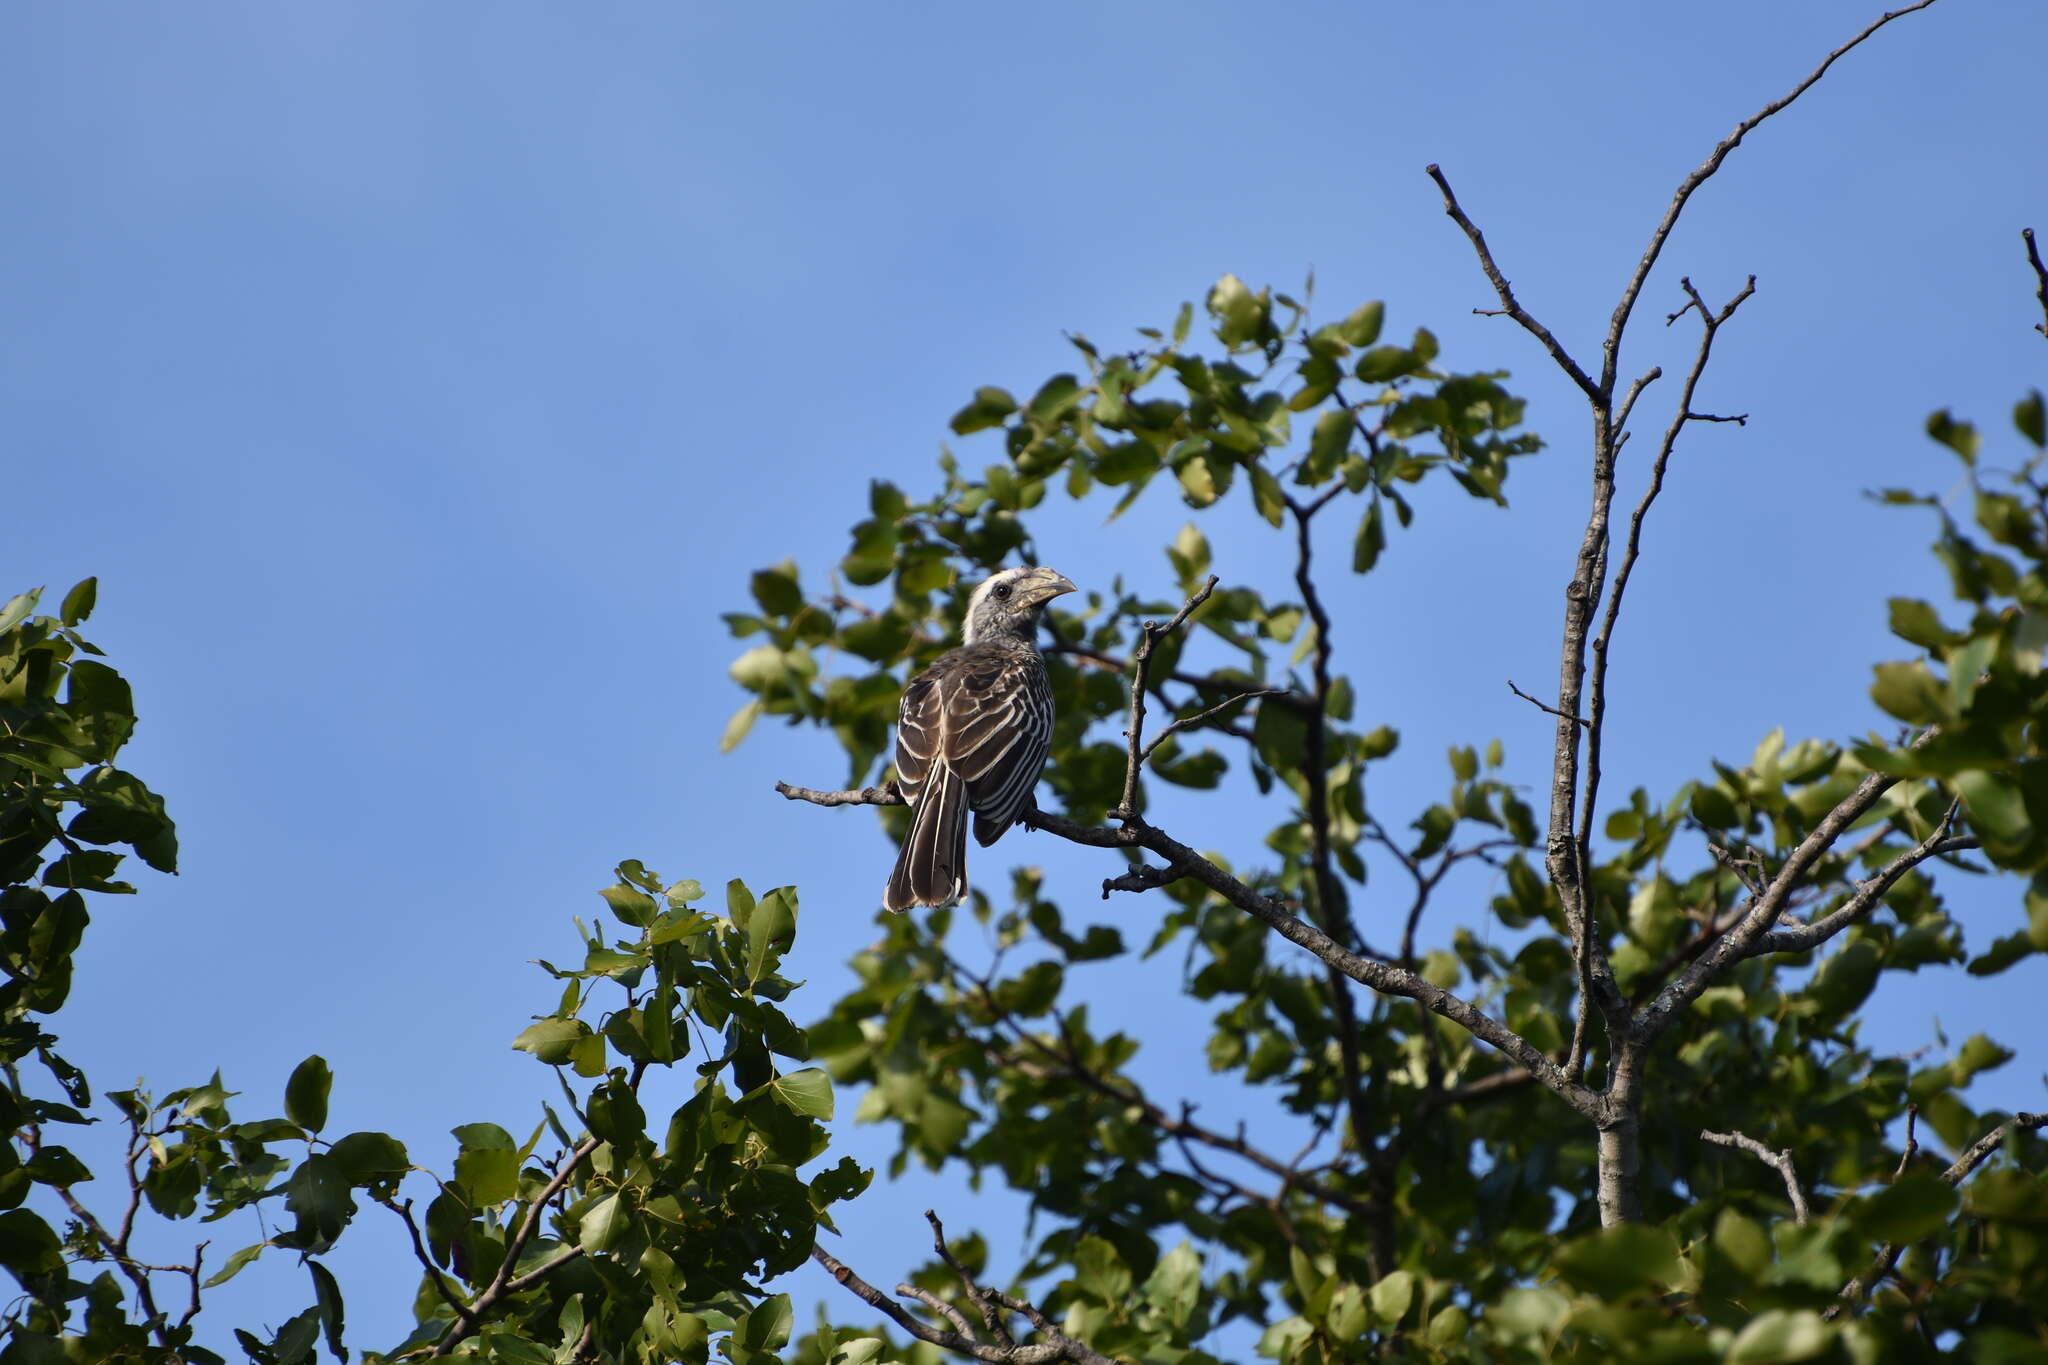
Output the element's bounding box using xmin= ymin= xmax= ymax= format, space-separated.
xmin=893 ymin=668 xmax=943 ymax=807
xmin=939 ymin=651 xmax=1053 ymax=846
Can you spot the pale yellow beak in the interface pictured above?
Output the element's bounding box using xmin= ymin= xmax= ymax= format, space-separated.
xmin=1018 ymin=567 xmax=1078 ymax=606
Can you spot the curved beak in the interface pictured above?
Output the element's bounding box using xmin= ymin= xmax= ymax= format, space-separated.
xmin=1019 ymin=567 xmax=1078 ymax=606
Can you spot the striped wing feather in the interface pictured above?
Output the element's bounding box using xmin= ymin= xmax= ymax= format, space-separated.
xmin=884 ymin=645 xmax=1053 ymax=908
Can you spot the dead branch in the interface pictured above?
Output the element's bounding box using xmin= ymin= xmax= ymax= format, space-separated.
xmin=1702 ymin=1128 xmax=1810 ymax=1224
xmin=2024 ymin=228 xmax=2048 ymax=338
xmin=1832 ymin=1109 xmax=2047 ymax=1316
xmin=812 ymin=1241 xmax=1117 ymax=1365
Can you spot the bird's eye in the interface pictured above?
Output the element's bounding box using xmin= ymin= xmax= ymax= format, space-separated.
xmin=993 ymin=584 xmax=1012 ymax=600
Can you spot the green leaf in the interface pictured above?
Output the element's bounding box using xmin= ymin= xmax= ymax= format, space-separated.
xmin=0 ymin=589 xmax=40 ymax=637
xmin=950 ymin=386 xmax=1018 ymax=435
xmin=1855 ymin=1171 xmax=1958 ymax=1243
xmin=1249 ymin=464 xmax=1286 ymax=528
xmin=1726 ymin=1309 xmax=1832 ymax=1363
xmin=1338 ymin=300 xmax=1385 ymax=347
xmin=202 ymin=1241 xmax=270 ymax=1288
xmin=23 ymin=1146 xmax=90 ymax=1187
xmin=1354 ymin=346 xmax=1414 ymax=384
xmin=0 ymin=1209 xmax=63 ymax=1274
xmin=578 ymin=1191 xmax=625 ymax=1253
xmin=747 ymin=886 xmax=797 ymax=984
xmin=735 ymin=1294 xmax=795 ymax=1355
xmin=750 ymin=564 xmax=804 ymax=617
xmin=1352 ymin=500 xmax=1386 ymax=573
xmin=1207 ymin=273 xmax=1266 ymax=346
xmin=1955 ymin=769 xmax=2031 ymax=847
xmin=1027 ymin=374 xmax=1083 ymax=424
xmin=327 ymin=1132 xmax=409 ymax=1186
xmin=309 ymin=1259 xmax=346 ymax=1362
xmin=284 ymin=1055 xmax=332 ymax=1135
xmin=59 ymin=578 xmax=97 ymax=626
xmin=1551 ymin=1223 xmax=1681 ymax=1298
xmin=1887 ymin=597 xmax=1949 ymax=650
xmin=1368 ymin=1268 xmax=1416 ymax=1326
xmin=768 ymin=1067 xmax=834 ymax=1119
xmin=1308 ymin=409 xmax=1350 ymax=479
xmin=1869 ymin=660 xmax=1947 ymax=724
xmin=600 ymin=883 xmax=657 ymax=927
xmin=1142 ymin=1241 xmax=1202 ymax=1329
xmin=2016 ymin=390 xmax=2046 ymax=448
xmin=1926 ymin=409 xmax=1979 ymax=464
xmin=453 ymin=1146 xmax=518 ymax=1206
xmin=512 ymin=1018 xmax=588 ymax=1066
xmin=720 ymin=701 xmax=762 ymax=753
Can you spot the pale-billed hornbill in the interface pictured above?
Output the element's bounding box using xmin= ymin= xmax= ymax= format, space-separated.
xmin=884 ymin=565 xmax=1077 ymax=911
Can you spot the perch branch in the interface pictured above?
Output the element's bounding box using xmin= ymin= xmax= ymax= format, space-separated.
xmin=1702 ymin=1128 xmax=1810 ymax=1224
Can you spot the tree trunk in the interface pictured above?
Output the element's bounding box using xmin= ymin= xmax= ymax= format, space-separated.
xmin=1597 ymin=1048 xmax=1643 ymax=1224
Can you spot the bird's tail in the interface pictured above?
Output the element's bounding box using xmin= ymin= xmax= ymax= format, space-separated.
xmin=884 ymin=766 xmax=969 ymax=911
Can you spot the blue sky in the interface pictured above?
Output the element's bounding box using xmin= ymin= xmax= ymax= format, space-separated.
xmin=6 ymin=0 xmax=2046 ymax=1351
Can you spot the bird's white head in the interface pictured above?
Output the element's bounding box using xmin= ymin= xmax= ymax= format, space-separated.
xmin=962 ymin=566 xmax=1077 ymax=645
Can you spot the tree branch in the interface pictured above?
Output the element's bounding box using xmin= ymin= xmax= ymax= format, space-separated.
xmin=926 ymin=1208 xmax=1014 ymax=1347
xmin=1748 ymin=823 xmax=1974 ymax=956
xmin=1282 ymin=494 xmax=1378 ymax=1214
xmin=2023 ymin=227 xmax=2048 ymax=339
xmin=951 ymin=956 xmax=1380 ymax=1222
xmin=1116 ymin=576 xmax=1220 ymax=820
xmin=1832 ymin=1110 xmax=2047 ymax=1315
xmin=1702 ymin=1128 xmax=1810 ymax=1224
xmin=811 ymin=1243 xmax=1117 ymax=1365
xmin=1634 ymin=761 xmax=1912 ymax=1041
xmin=1596 ymin=0 xmax=1939 ymax=396
xmin=1425 ymin=163 xmax=1601 ymax=402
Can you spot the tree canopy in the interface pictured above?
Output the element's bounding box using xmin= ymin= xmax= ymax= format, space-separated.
xmin=6 ymin=4 xmax=2047 ymax=1363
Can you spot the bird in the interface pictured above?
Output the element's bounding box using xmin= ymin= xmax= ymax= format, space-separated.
xmin=884 ymin=565 xmax=1077 ymax=911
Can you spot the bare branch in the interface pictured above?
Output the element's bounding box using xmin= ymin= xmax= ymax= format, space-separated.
xmin=775 ymin=780 xmax=904 ymax=808
xmin=385 ymin=1197 xmax=477 ymax=1329
xmin=1749 ymin=821 xmax=1974 ymax=957
xmin=952 ymin=956 xmax=1381 ymax=1221
xmin=1045 ymin=639 xmax=1314 ymax=713
xmin=2024 ymin=227 xmax=2048 ymax=339
xmin=1281 ymin=494 xmax=1377 ymax=1177
xmin=900 ymin=1284 xmax=979 ymax=1340
xmin=1833 ymin=1109 xmax=2047 ymax=1315
xmin=926 ymin=1209 xmax=1014 ymax=1347
xmin=1425 ymin=163 xmax=1601 ymax=402
xmin=1507 ymin=679 xmax=1586 ymax=727
xmin=1894 ymin=1104 xmax=1920 ymax=1181
xmin=812 ymin=1244 xmax=1117 ymax=1365
xmin=1574 ymin=275 xmax=1757 ymax=1070
xmin=1702 ymin=1128 xmax=1810 ymax=1224
xmin=1597 ymin=0 xmax=1940 ymax=395
xmin=1634 ymin=761 xmax=1907 ymax=1042
xmin=1116 ymin=576 xmax=1219 ymax=820
xmin=1140 ymin=689 xmax=1287 ymax=764
xmin=1942 ymin=1110 xmax=2048 ymax=1185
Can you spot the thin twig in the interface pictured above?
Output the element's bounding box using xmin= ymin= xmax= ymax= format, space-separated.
xmin=1282 ymin=492 xmax=1377 ymax=1217
xmin=1893 ymin=1104 xmax=1920 ymax=1181
xmin=774 ymin=780 xmax=904 ymax=807
xmin=2023 ymin=228 xmax=2048 ymax=339
xmin=1596 ymin=0 xmax=1940 ymax=396
xmin=1140 ymin=689 xmax=1287 ymax=763
xmin=1507 ymin=679 xmax=1586 ymax=727
xmin=1832 ymin=1110 xmax=2047 ymax=1316
xmin=811 ymin=1244 xmax=1117 ymax=1365
xmin=1702 ymin=1128 xmax=1810 ymax=1224
xmin=386 ymin=1197 xmax=477 ymax=1328
xmin=926 ymin=1208 xmax=1014 ymax=1347
xmin=1425 ymin=164 xmax=1600 ymax=401
xmin=1116 ymin=576 xmax=1219 ymax=820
